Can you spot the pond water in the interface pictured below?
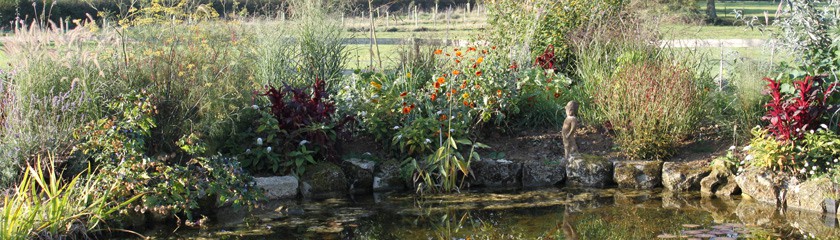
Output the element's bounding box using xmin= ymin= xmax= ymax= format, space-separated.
xmin=146 ymin=188 xmax=840 ymax=239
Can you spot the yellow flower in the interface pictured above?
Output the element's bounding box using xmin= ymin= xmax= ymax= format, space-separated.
xmin=371 ymin=81 xmax=382 ymax=90
xmin=462 ymin=92 xmax=469 ymax=99
xmin=406 ymin=72 xmax=412 ymax=78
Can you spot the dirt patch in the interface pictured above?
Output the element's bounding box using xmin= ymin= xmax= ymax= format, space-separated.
xmin=338 ymin=124 xmax=733 ymax=164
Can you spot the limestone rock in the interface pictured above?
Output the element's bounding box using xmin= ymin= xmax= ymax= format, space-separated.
xmin=254 ymin=175 xmax=299 ymax=200
xmin=341 ymin=158 xmax=375 ymax=193
xmin=662 ymin=160 xmax=711 ymax=192
xmin=469 ymin=159 xmax=522 ymax=188
xmin=522 ymin=160 xmax=565 ymax=187
xmin=786 ymin=177 xmax=839 ymax=213
xmin=566 ymin=154 xmax=613 ymax=188
xmin=700 ymin=162 xmax=740 ymax=197
xmin=299 ymin=162 xmax=347 ymax=199
xmin=734 ymin=167 xmax=783 ymax=206
xmin=612 ymin=160 xmax=662 ymax=189
xmin=373 ymin=159 xmax=405 ymax=192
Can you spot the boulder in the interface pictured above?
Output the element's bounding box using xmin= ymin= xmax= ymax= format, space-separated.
xmin=734 ymin=167 xmax=783 ymax=206
xmin=786 ymin=208 xmax=840 ymax=238
xmin=700 ymin=161 xmax=740 ymax=197
xmin=522 ymin=160 xmax=565 ymax=188
xmin=566 ymin=154 xmax=613 ymax=188
xmin=662 ymin=160 xmax=711 ymax=192
xmin=254 ymin=175 xmax=299 ymax=200
xmin=786 ymin=177 xmax=839 ymax=213
xmin=612 ymin=160 xmax=662 ymax=189
xmin=469 ymin=159 xmax=522 ymax=188
xmin=373 ymin=159 xmax=405 ymax=192
xmin=340 ymin=158 xmax=375 ymax=193
xmin=299 ymin=162 xmax=348 ymax=199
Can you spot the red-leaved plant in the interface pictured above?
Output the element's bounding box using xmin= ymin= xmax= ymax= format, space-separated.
xmin=535 ymin=45 xmax=556 ymax=70
xmin=262 ymin=79 xmax=351 ymax=162
xmin=762 ymin=76 xmax=838 ymax=142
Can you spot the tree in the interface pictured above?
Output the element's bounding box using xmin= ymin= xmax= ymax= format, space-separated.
xmin=706 ymin=0 xmax=717 ymax=21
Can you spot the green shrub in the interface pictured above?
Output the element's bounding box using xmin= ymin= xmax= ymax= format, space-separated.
xmin=73 ymin=92 xmax=258 ymax=222
xmin=596 ymin=60 xmax=702 ymax=160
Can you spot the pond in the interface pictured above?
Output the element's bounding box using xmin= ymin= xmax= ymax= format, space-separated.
xmin=146 ymin=188 xmax=839 ymax=239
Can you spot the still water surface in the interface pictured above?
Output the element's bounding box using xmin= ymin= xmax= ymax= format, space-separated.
xmin=148 ymin=188 xmax=840 ymax=239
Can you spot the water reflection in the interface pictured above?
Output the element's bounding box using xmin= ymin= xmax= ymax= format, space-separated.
xmin=148 ymin=188 xmax=839 ymax=239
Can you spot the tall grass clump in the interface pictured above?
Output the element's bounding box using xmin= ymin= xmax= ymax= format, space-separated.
xmin=288 ymin=0 xmax=348 ymax=86
xmin=596 ymin=60 xmax=703 ymax=160
xmin=0 ymin=155 xmax=138 ymax=240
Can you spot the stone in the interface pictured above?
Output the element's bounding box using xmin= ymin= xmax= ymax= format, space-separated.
xmin=735 ymin=167 xmax=783 ymax=206
xmin=522 ymin=160 xmax=565 ymax=187
xmin=299 ymin=162 xmax=348 ymax=199
xmin=700 ymin=162 xmax=740 ymax=197
xmin=786 ymin=177 xmax=839 ymax=213
xmin=373 ymin=159 xmax=405 ymax=192
xmin=254 ymin=175 xmax=299 ymax=200
xmin=662 ymin=160 xmax=711 ymax=192
xmin=340 ymin=158 xmax=375 ymax=194
xmin=566 ymin=154 xmax=613 ymax=188
xmin=612 ymin=160 xmax=662 ymax=189
xmin=469 ymin=159 xmax=522 ymax=188
xmin=786 ymin=208 xmax=840 ymax=238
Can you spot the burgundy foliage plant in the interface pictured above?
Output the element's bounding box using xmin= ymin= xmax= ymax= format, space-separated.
xmin=762 ymin=76 xmax=838 ymax=142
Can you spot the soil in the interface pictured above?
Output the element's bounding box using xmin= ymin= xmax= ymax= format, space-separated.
xmin=339 ymin=123 xmax=734 ymax=164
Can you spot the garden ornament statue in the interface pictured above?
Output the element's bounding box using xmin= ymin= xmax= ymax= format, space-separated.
xmin=562 ymin=101 xmax=579 ymax=160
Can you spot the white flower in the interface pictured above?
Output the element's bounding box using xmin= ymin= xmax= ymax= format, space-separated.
xmin=834 ymin=159 xmax=838 ymax=163
xmin=810 ymin=170 xmax=815 ymax=175
xmin=300 ymin=140 xmax=310 ymax=146
xmin=393 ymin=126 xmax=400 ymax=130
xmin=745 ymin=155 xmax=754 ymax=161
xmin=821 ymin=124 xmax=829 ymax=129
xmin=729 ymin=145 xmax=736 ymax=151
xmin=450 ymin=128 xmax=455 ymax=132
xmin=805 ymin=162 xmax=809 ymax=167
xmin=360 ymin=111 xmax=367 ymax=117
xmin=801 ymin=168 xmax=806 ymax=173
xmin=810 ymin=129 xmax=815 ymax=134
xmin=436 ymin=110 xmax=443 ymax=115
xmin=257 ymin=138 xmax=264 ymax=145
xmin=266 ymin=146 xmax=272 ymax=152
xmin=743 ymin=145 xmax=752 ymax=151
xmin=425 ymin=138 xmax=432 ymax=144
xmin=245 ymin=148 xmax=251 ymax=154
xmin=252 ymin=104 xmax=259 ymax=110
xmin=397 ymin=134 xmax=402 ymax=140
xmin=812 ymin=166 xmax=818 ymax=170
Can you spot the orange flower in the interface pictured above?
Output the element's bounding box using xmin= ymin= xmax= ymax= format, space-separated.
xmin=402 ymin=107 xmax=411 ymax=114
xmin=400 ymin=92 xmax=407 ymax=97
xmin=482 ymin=49 xmax=488 ymax=54
xmin=434 ymin=82 xmax=441 ymax=89
xmin=463 ymin=101 xmax=469 ymax=106
xmin=476 ymin=57 xmax=484 ymax=64
xmin=554 ymin=92 xmax=561 ymax=98
xmin=430 ymin=93 xmax=437 ymax=101
xmin=454 ymin=48 xmax=460 ymax=51
xmin=452 ymin=70 xmax=460 ymax=75
xmin=455 ymin=51 xmax=462 ymax=57
xmin=475 ymin=70 xmax=483 ymax=77
xmin=468 ymin=47 xmax=476 ymax=52
xmin=437 ymin=77 xmax=446 ymax=84
xmin=439 ymin=114 xmax=447 ymax=121
xmin=546 ymin=78 xmax=552 ymax=83
xmin=460 ymin=81 xmax=467 ymax=89
xmin=474 ymin=84 xmax=480 ymax=88
xmin=491 ymin=46 xmax=497 ymax=50
xmin=470 ymin=102 xmax=476 ymax=108
xmin=371 ymin=81 xmax=382 ymax=90
xmin=451 ymin=89 xmax=457 ymax=94
xmin=455 ymin=59 xmax=461 ymax=64
xmin=434 ymin=49 xmax=443 ymax=55
xmin=497 ymin=89 xmax=502 ymax=97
